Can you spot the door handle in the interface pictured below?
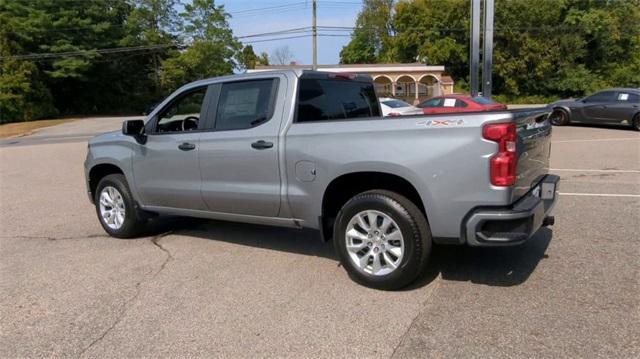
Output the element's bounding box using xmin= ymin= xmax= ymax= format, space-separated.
xmin=251 ymin=140 xmax=273 ymax=150
xmin=178 ymin=142 xmax=196 ymax=151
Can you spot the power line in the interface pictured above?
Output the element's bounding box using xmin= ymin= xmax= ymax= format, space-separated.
xmin=229 ymin=3 xmax=309 ymax=18
xmin=243 ymin=34 xmax=313 ymax=44
xmin=226 ymin=2 xmax=306 ymax=14
xmin=1 ymin=44 xmax=176 ymax=61
xmin=237 ymin=27 xmax=311 ymax=39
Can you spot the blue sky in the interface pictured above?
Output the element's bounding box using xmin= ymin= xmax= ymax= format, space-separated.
xmin=217 ymin=1 xmax=362 ymax=65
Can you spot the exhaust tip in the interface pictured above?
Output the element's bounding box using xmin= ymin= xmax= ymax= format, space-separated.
xmin=543 ymin=216 xmax=555 ymax=227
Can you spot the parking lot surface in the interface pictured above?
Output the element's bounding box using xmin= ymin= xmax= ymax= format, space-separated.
xmin=1 ymin=118 xmax=638 ymax=358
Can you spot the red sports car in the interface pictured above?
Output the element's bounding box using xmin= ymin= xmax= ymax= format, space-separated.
xmin=417 ymin=95 xmax=507 ymax=114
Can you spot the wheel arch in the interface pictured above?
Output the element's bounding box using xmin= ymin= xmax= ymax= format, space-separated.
xmin=320 ymin=171 xmax=428 ymax=241
xmin=88 ymin=163 xmax=125 ymax=202
xmin=552 ymin=106 xmax=571 ymax=117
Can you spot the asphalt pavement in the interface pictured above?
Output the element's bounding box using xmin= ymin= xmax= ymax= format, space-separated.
xmin=0 ymin=117 xmax=638 ymax=358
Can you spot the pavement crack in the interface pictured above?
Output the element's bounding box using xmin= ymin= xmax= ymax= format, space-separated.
xmin=389 ymin=275 xmax=442 ymax=359
xmin=76 ymin=232 xmax=174 ymax=358
xmin=150 ymin=232 xmax=174 ymax=273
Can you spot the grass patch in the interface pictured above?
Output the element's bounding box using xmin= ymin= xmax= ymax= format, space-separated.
xmin=0 ymin=119 xmax=77 ymax=139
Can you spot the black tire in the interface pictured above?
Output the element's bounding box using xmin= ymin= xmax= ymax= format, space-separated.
xmin=94 ymin=174 xmax=147 ymax=238
xmin=333 ymin=190 xmax=432 ymax=290
xmin=550 ymin=108 xmax=570 ymax=126
xmin=632 ymin=114 xmax=640 ymax=131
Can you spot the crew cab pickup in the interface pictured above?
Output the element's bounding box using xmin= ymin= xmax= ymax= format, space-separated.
xmin=85 ymin=70 xmax=559 ymax=289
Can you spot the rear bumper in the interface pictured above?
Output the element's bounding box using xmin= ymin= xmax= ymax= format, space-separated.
xmin=463 ymin=174 xmax=560 ymax=246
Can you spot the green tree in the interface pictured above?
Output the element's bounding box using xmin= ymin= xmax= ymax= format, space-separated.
xmin=392 ymin=0 xmax=468 ymax=74
xmin=239 ymin=45 xmax=258 ymax=70
xmin=0 ymin=0 xmax=134 ymax=121
xmin=257 ymin=51 xmax=269 ymax=66
xmin=342 ymin=0 xmax=640 ymax=100
xmin=340 ymin=0 xmax=395 ymax=64
xmin=160 ymin=0 xmax=240 ymax=91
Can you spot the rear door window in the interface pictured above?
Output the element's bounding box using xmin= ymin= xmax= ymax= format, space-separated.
xmin=214 ymin=79 xmax=277 ymax=130
xmin=443 ymin=98 xmax=457 ymax=107
xmin=455 ymin=99 xmax=468 ymax=107
xmin=296 ymin=79 xmax=380 ymax=122
xmin=616 ymin=92 xmax=639 ymax=102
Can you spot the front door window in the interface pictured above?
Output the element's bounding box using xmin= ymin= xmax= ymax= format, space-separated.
xmin=156 ymin=88 xmax=206 ymax=133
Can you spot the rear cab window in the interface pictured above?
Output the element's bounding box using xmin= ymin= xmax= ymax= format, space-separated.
xmin=296 ymin=73 xmax=381 ymax=122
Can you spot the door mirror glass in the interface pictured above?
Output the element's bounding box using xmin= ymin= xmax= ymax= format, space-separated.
xmin=122 ymin=119 xmax=145 ymax=135
xmin=122 ymin=119 xmax=147 ymax=144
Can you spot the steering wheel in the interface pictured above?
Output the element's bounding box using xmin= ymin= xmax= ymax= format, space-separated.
xmin=181 ymin=116 xmax=199 ymax=131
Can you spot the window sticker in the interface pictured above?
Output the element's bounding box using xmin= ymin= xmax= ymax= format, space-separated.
xmin=443 ymin=98 xmax=456 ymax=107
xmin=618 ymin=93 xmax=629 ymax=101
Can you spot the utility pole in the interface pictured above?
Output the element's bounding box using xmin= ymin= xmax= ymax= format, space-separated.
xmin=312 ymin=0 xmax=317 ymax=70
xmin=482 ymin=0 xmax=494 ymax=97
xmin=469 ymin=0 xmax=481 ymax=97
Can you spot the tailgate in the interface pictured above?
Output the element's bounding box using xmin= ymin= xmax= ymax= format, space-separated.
xmin=512 ymin=109 xmax=552 ymax=201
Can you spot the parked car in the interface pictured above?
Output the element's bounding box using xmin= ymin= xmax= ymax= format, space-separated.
xmin=417 ymin=95 xmax=507 ymax=114
xmin=379 ymin=97 xmax=419 ymax=117
xmin=85 ymin=70 xmax=558 ymax=290
xmin=548 ymin=88 xmax=640 ymax=130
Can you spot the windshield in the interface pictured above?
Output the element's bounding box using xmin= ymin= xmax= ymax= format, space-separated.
xmin=470 ymin=96 xmax=497 ymax=105
xmin=382 ymin=99 xmax=412 ymax=108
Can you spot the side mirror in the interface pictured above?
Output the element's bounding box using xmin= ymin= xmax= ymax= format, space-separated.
xmin=122 ymin=119 xmax=147 ymax=144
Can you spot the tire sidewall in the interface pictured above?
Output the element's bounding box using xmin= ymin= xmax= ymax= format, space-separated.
xmin=633 ymin=114 xmax=640 ymax=131
xmin=94 ymin=174 xmax=142 ymax=238
xmin=333 ymin=193 xmax=424 ymax=289
xmin=551 ymin=109 xmax=568 ymax=126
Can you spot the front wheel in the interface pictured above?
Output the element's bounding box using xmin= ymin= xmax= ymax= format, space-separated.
xmin=632 ymin=114 xmax=640 ymax=131
xmin=333 ymin=190 xmax=432 ymax=290
xmin=95 ymin=174 xmax=147 ymax=238
xmin=550 ymin=109 xmax=570 ymax=126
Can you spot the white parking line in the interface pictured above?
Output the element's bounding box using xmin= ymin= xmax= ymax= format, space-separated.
xmin=551 ymin=168 xmax=640 ymax=173
xmin=559 ymin=192 xmax=640 ymax=198
xmin=553 ymin=138 xmax=640 ymax=143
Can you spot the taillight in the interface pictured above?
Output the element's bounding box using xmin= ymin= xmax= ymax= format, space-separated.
xmin=483 ymin=123 xmax=517 ymax=186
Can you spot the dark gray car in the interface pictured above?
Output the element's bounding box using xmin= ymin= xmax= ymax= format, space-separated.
xmin=549 ymin=88 xmax=640 ymax=130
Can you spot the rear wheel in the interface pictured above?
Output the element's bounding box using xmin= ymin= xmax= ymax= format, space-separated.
xmin=333 ymin=190 xmax=432 ymax=290
xmin=95 ymin=174 xmax=146 ymax=238
xmin=632 ymin=114 xmax=640 ymax=131
xmin=550 ymin=108 xmax=570 ymax=126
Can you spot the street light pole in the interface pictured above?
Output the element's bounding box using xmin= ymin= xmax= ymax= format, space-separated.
xmin=470 ymin=0 xmax=481 ymax=97
xmin=482 ymin=0 xmax=494 ymax=98
xmin=312 ymin=0 xmax=317 ymax=70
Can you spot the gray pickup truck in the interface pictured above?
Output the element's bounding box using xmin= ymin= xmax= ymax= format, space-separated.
xmin=85 ymin=70 xmax=559 ymax=289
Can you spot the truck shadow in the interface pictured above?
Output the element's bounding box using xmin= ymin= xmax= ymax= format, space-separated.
xmin=423 ymin=228 xmax=553 ymax=288
xmin=144 ymin=217 xmax=552 ymax=289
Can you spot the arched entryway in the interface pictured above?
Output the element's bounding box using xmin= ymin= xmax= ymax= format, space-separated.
xmin=373 ymin=75 xmax=393 ymax=97
xmin=418 ymin=74 xmax=440 ymax=99
xmin=395 ymin=75 xmax=416 ymax=102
